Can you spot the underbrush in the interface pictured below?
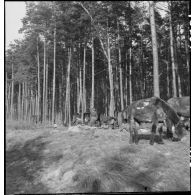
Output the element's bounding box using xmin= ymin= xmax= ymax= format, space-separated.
xmin=6 ymin=119 xmax=37 ymax=130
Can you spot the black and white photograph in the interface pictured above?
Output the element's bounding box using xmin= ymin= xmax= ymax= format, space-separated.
xmin=5 ymin=1 xmax=191 ymax=194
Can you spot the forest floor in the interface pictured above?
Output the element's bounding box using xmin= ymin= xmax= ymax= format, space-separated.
xmin=6 ymin=123 xmax=190 ymax=194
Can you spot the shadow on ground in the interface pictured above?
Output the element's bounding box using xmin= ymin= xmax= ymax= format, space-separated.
xmin=71 ymin=148 xmax=166 ymax=192
xmin=6 ymin=136 xmax=50 ymax=195
xmin=70 ymin=139 xmax=190 ymax=192
xmin=6 ymin=129 xmax=190 ymax=193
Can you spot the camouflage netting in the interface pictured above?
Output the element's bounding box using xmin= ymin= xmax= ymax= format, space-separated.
xmin=167 ymin=97 xmax=190 ymax=117
xmin=123 ymin=97 xmax=166 ymax=123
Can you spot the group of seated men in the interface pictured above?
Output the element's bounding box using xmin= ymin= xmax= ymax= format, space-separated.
xmin=72 ymin=106 xmax=190 ymax=134
xmin=72 ymin=108 xmax=120 ymax=129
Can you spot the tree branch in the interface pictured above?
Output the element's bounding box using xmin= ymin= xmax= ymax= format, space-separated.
xmin=73 ymin=1 xmax=108 ymax=60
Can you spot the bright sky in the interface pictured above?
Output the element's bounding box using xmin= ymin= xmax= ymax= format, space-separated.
xmin=4 ymin=1 xmax=168 ymax=50
xmin=5 ymin=2 xmax=26 ymax=49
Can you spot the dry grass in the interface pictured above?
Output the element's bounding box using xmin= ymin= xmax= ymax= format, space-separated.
xmin=6 ymin=119 xmax=38 ymax=130
xmin=6 ymin=125 xmax=190 ymax=194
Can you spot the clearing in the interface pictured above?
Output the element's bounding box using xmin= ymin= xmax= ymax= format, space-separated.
xmin=6 ymin=125 xmax=190 ymax=194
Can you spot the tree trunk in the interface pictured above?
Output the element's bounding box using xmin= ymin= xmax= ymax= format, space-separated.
xmin=49 ymin=87 xmax=52 ymax=122
xmin=32 ymin=91 xmax=35 ymax=118
xmin=128 ymin=1 xmax=133 ymax=104
xmin=125 ymin=52 xmax=128 ymax=107
xmin=11 ymin=63 xmax=14 ymax=120
xmin=178 ymin=74 xmax=182 ymax=97
xmin=149 ymin=1 xmax=160 ymax=97
xmin=174 ymin=29 xmax=182 ymax=97
xmin=178 ymin=24 xmax=183 ymax=97
xmin=25 ymin=83 xmax=28 ymax=121
xmin=45 ymin=58 xmax=48 ymax=122
xmin=129 ymin=48 xmax=133 ymax=104
xmin=29 ymin=86 xmax=32 ymax=122
xmin=25 ymin=82 xmax=28 ymax=121
xmin=140 ymin=29 xmax=145 ymax=99
xmin=79 ymin=65 xmax=82 ymax=113
xmin=184 ymin=18 xmax=190 ymax=95
xmin=108 ymin=41 xmax=115 ymax=116
xmin=58 ymin=77 xmax=62 ymax=123
xmin=68 ymin=49 xmax=72 ymax=126
xmin=77 ymin=69 xmax=80 ymax=113
xmin=65 ymin=48 xmax=72 ymax=126
xmin=37 ymin=36 xmax=40 ymax=122
xmin=166 ymin=61 xmax=170 ymax=99
xmin=42 ymin=37 xmax=46 ymax=123
xmin=77 ymin=44 xmax=81 ymax=114
xmin=35 ymin=92 xmax=38 ymax=121
xmin=61 ymin=64 xmax=65 ymax=122
xmin=7 ymin=82 xmax=11 ymax=118
xmin=6 ymin=72 xmax=8 ymax=118
xmin=107 ymin=22 xmax=115 ymax=117
xmin=169 ymin=2 xmax=177 ymax=97
xmin=117 ymin=21 xmax=124 ymax=111
xmin=185 ymin=37 xmax=189 ymax=74
xmin=18 ymin=83 xmax=21 ymax=120
xmin=186 ymin=2 xmax=190 ymax=75
xmin=22 ymin=82 xmax=24 ymax=120
xmin=91 ymin=36 xmax=95 ymax=109
xmin=52 ymin=27 xmax=56 ymax=123
xmin=82 ymin=46 xmax=86 ymax=121
xmin=105 ymin=80 xmax=108 ymax=116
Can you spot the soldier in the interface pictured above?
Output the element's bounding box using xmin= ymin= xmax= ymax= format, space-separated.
xmin=83 ymin=112 xmax=90 ymax=125
xmin=117 ymin=111 xmax=123 ymax=128
xmin=72 ymin=113 xmax=82 ymax=125
xmin=89 ymin=107 xmax=98 ymax=126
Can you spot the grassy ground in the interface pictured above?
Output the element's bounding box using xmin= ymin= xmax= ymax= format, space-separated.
xmin=6 ymin=124 xmax=190 ymax=194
